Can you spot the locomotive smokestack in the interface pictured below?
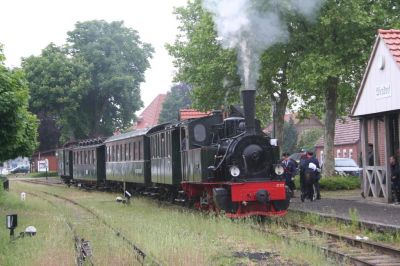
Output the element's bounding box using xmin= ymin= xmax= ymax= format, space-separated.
xmin=241 ymin=90 xmax=256 ymax=134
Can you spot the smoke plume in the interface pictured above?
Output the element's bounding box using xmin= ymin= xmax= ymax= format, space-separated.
xmin=203 ymin=0 xmax=324 ymax=91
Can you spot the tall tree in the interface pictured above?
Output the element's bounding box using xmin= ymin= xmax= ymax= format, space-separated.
xmin=158 ymin=83 xmax=192 ymax=123
xmin=289 ymin=0 xmax=399 ymax=176
xmin=67 ymin=20 xmax=154 ymax=137
xmin=23 ymin=43 xmax=89 ymax=147
xmin=0 ymin=46 xmax=38 ymax=161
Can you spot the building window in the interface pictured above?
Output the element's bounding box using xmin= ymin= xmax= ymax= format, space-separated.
xmin=337 ymin=149 xmax=341 ymax=158
xmin=320 ymin=151 xmax=324 ymax=164
xmin=343 ymin=149 xmax=347 ymax=158
xmin=349 ymin=149 xmax=353 ymax=159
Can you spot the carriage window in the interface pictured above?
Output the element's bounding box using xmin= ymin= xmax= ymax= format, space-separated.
xmin=92 ymin=150 xmax=95 ymax=164
xmin=124 ymin=144 xmax=127 ymax=160
xmin=161 ymin=133 xmax=165 ymax=157
xmin=128 ymin=143 xmax=131 ymax=160
xmin=88 ymin=150 xmax=90 ymax=164
xmin=80 ymin=151 xmax=83 ymax=164
xmin=120 ymin=144 xmax=123 ymax=162
xmin=111 ymin=146 xmax=114 ymax=161
xmin=138 ymin=140 xmax=141 ymax=160
xmin=194 ymin=124 xmax=207 ymax=142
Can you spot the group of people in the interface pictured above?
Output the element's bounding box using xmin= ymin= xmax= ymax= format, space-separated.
xmin=281 ymin=150 xmax=321 ymax=202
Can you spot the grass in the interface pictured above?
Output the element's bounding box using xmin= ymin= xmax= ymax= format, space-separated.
xmin=0 ymin=180 xmax=335 ymax=266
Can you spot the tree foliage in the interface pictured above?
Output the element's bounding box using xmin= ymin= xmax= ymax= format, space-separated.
xmin=23 ymin=44 xmax=89 ymax=146
xmin=23 ymin=20 xmax=153 ymax=149
xmin=166 ymin=0 xmax=240 ymax=111
xmin=296 ymin=128 xmax=323 ymax=152
xmin=0 ymin=46 xmax=38 ymax=161
xmin=158 ymin=83 xmax=192 ymax=123
xmin=288 ymin=0 xmax=399 ymax=176
xmin=66 ymin=20 xmax=154 ymax=137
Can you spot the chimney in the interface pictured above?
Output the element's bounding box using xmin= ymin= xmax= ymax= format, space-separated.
xmin=241 ymin=90 xmax=256 ymax=134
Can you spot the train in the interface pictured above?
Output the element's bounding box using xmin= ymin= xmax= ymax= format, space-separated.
xmin=57 ymin=90 xmax=289 ymax=217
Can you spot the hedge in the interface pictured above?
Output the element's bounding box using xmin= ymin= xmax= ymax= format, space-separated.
xmin=294 ymin=175 xmax=360 ymax=191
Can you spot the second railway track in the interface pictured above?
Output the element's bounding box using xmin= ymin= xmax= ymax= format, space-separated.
xmin=18 ymin=179 xmax=161 ymax=266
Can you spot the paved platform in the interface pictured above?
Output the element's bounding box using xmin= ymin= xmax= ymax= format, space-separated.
xmin=289 ymin=192 xmax=400 ymax=230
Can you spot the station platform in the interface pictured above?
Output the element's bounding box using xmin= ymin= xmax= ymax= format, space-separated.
xmin=289 ymin=190 xmax=400 ymax=231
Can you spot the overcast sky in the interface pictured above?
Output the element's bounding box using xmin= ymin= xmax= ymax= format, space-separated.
xmin=0 ymin=0 xmax=187 ymax=110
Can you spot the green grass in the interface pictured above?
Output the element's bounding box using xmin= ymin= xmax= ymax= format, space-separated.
xmin=1 ymin=181 xmax=336 ymax=266
xmin=27 ymin=171 xmax=59 ymax=178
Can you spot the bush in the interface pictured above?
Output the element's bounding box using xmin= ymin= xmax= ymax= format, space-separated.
xmin=29 ymin=171 xmax=59 ymax=178
xmin=293 ymin=175 xmax=360 ymax=191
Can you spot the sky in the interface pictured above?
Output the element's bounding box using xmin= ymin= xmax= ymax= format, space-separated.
xmin=0 ymin=0 xmax=187 ymax=110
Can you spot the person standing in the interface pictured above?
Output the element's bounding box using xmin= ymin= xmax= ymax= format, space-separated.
xmin=300 ymin=151 xmax=321 ymax=202
xmin=390 ymin=156 xmax=400 ymax=203
xmin=299 ymin=149 xmax=307 ymax=198
xmin=281 ymin=152 xmax=297 ymax=197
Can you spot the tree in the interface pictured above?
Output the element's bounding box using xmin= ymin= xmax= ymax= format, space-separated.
xmin=67 ymin=20 xmax=154 ymax=137
xmin=158 ymin=83 xmax=192 ymax=123
xmin=0 ymin=46 xmax=38 ymax=161
xmin=166 ymin=0 xmax=241 ymax=111
xmin=289 ymin=0 xmax=399 ymax=176
xmin=22 ymin=43 xmax=89 ymax=147
xmin=281 ymin=118 xmax=298 ymax=154
xmin=296 ymin=128 xmax=323 ymax=152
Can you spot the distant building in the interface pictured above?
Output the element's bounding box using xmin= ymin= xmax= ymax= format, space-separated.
xmin=263 ymin=113 xmax=324 ymax=136
xmin=179 ymin=109 xmax=211 ymax=121
xmin=132 ymin=94 xmax=166 ymax=129
xmin=315 ymin=117 xmax=360 ymax=164
xmin=31 ymin=150 xmax=58 ymax=172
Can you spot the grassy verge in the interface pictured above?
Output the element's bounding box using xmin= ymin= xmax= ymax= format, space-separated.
xmin=1 ymin=181 xmax=336 ymax=266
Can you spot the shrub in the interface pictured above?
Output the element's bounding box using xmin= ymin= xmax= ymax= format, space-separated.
xmin=293 ymin=175 xmax=360 ymax=191
xmin=29 ymin=171 xmax=59 ymax=178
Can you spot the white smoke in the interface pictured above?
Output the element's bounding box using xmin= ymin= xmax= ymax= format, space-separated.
xmin=203 ymin=0 xmax=325 ymax=91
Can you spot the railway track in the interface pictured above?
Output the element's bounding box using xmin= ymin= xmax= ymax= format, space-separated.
xmin=17 ymin=179 xmax=161 ymax=266
xmin=255 ymin=221 xmax=400 ymax=266
xmin=18 ymin=178 xmax=400 ymax=265
xmin=24 ymin=190 xmax=94 ymax=266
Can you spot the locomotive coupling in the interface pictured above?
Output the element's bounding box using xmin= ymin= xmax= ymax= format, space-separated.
xmin=256 ymin=189 xmax=270 ymax=204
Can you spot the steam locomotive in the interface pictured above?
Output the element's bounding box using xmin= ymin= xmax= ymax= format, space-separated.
xmin=57 ymin=90 xmax=289 ymax=217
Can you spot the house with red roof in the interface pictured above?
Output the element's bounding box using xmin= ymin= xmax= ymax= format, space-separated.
xmin=132 ymin=94 xmax=166 ymax=129
xmin=351 ymin=29 xmax=400 ymax=203
xmin=315 ymin=117 xmax=360 ymax=164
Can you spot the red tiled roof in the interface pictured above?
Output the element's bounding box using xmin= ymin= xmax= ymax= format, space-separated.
xmin=179 ymin=109 xmax=210 ymax=121
xmin=378 ymin=29 xmax=400 ymax=66
xmin=315 ymin=117 xmax=359 ymax=147
xmin=135 ymin=94 xmax=166 ymax=129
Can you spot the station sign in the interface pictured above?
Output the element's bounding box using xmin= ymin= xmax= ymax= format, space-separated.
xmin=38 ymin=159 xmax=49 ymax=172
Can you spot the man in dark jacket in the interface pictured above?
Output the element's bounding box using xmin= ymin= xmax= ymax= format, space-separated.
xmin=281 ymin=152 xmax=297 ymax=196
xmin=390 ymin=156 xmax=400 ymax=203
xmin=300 ymin=151 xmax=321 ymax=202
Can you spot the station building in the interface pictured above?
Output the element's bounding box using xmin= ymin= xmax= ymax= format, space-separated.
xmin=351 ymin=29 xmax=400 ymax=203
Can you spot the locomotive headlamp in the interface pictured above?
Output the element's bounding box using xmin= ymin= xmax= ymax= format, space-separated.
xmin=274 ymin=165 xmax=284 ymax=175
xmin=229 ymin=166 xmax=240 ymax=177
